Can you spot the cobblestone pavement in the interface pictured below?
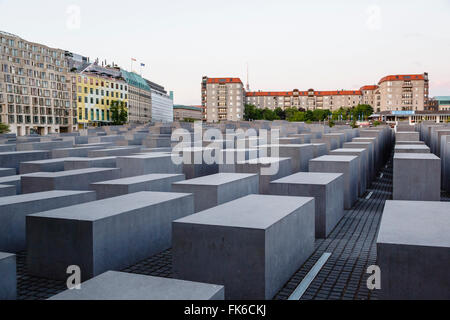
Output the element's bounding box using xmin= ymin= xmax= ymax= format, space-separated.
xmin=14 ymin=152 xmax=448 ymax=300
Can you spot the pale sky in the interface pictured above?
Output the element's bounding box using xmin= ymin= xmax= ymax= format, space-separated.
xmin=1 ymin=0 xmax=450 ymax=104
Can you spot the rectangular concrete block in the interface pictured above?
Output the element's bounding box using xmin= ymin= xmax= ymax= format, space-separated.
xmin=0 ymin=185 xmax=16 ymax=197
xmin=63 ymin=156 xmax=117 ymax=170
xmin=0 ymin=175 xmax=22 ymax=194
xmin=234 ymin=157 xmax=292 ymax=194
xmin=117 ymin=154 xmax=183 ymax=178
xmin=19 ymin=157 xmax=79 ymax=174
xmin=16 ymin=140 xmax=73 ymax=151
xmin=172 ymin=173 xmax=259 ymax=212
xmin=21 ymin=168 xmax=121 ymax=194
xmin=270 ymin=172 xmax=344 ymax=238
xmin=343 ymin=141 xmax=375 ymax=183
xmin=261 ymin=144 xmax=314 ymax=173
xmin=27 ymin=192 xmax=194 ymax=281
xmin=88 ymin=147 xmax=141 ymax=158
xmin=330 ymin=148 xmax=368 ymax=195
xmin=218 ymin=148 xmax=258 ymax=173
xmin=393 ymin=153 xmax=441 ymax=201
xmin=312 ymin=143 xmax=328 ymax=158
xmin=377 ymin=200 xmax=450 ymax=300
xmin=0 ymin=151 xmax=51 ymax=173
xmin=49 ymin=271 xmax=224 ymax=300
xmin=91 ymin=173 xmax=185 ymax=200
xmin=173 ymin=194 xmax=315 ymax=300
xmin=309 ymin=155 xmax=359 ymax=209
xmin=51 ymin=146 xmax=106 ymax=159
xmin=0 ymin=168 xmax=15 ymax=177
xmin=0 ymin=252 xmax=16 ymax=300
xmin=0 ymin=190 xmax=96 ymax=252
xmin=395 ymin=131 xmax=419 ymax=142
xmin=173 ymin=147 xmax=219 ymax=179
xmin=394 ymin=145 xmax=430 ymax=153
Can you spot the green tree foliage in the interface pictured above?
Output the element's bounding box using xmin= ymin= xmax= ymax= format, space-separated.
xmin=110 ymin=100 xmax=128 ymax=125
xmin=0 ymin=122 xmax=10 ymax=134
xmin=244 ymin=104 xmax=373 ymax=123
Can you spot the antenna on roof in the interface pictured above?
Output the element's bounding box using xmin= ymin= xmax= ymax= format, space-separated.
xmin=246 ymin=62 xmax=250 ymax=92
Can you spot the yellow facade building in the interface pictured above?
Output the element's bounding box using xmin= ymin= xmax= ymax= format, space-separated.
xmin=76 ymin=65 xmax=128 ymax=129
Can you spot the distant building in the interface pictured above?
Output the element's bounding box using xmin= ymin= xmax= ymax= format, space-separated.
xmin=121 ymin=70 xmax=151 ymax=124
xmin=76 ymin=63 xmax=128 ymax=129
xmin=0 ymin=31 xmax=76 ymax=135
xmin=434 ymin=96 xmax=450 ymax=111
xmin=173 ymin=105 xmax=202 ymax=121
xmin=203 ymin=73 xmax=431 ymax=121
xmin=377 ymin=73 xmax=429 ymax=112
xmin=202 ymin=76 xmax=245 ymax=122
xmin=145 ymin=79 xmax=173 ymax=123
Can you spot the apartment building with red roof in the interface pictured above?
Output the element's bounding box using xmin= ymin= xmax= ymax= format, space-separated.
xmin=201 ymin=73 xmax=429 ymax=122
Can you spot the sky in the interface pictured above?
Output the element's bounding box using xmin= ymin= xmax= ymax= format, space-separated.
xmin=1 ymin=0 xmax=450 ymax=104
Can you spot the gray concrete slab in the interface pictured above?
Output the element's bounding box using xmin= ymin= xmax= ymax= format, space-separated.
xmin=51 ymin=146 xmax=106 ymax=159
xmin=0 ymin=252 xmax=16 ymax=300
xmin=309 ymin=155 xmax=359 ymax=209
xmin=343 ymin=141 xmax=375 ymax=183
xmin=0 ymin=190 xmax=96 ymax=252
xmin=27 ymin=192 xmax=194 ymax=280
xmin=90 ymin=173 xmax=185 ymax=200
xmin=19 ymin=157 xmax=80 ymax=174
xmin=330 ymin=148 xmax=368 ymax=195
xmin=0 ymin=175 xmax=22 ymax=194
xmin=117 ymin=154 xmax=183 ymax=178
xmin=393 ymin=153 xmax=441 ymax=201
xmin=88 ymin=146 xmax=141 ymax=158
xmin=21 ymin=168 xmax=121 ymax=194
xmin=270 ymin=172 xmax=344 ymax=238
xmin=0 ymin=168 xmax=15 ymax=177
xmin=0 ymin=185 xmax=16 ymax=197
xmin=0 ymin=151 xmax=51 ymax=173
xmin=234 ymin=157 xmax=292 ymax=194
xmin=394 ymin=144 xmax=430 ymax=153
xmin=377 ymin=200 xmax=450 ymax=300
xmin=63 ymin=156 xmax=117 ymax=170
xmin=312 ymin=143 xmax=328 ymax=158
xmin=49 ymin=271 xmax=224 ymax=300
xmin=261 ymin=144 xmax=314 ymax=173
xmin=173 ymin=194 xmax=315 ymax=300
xmin=218 ymin=148 xmax=258 ymax=173
xmin=172 ymin=173 xmax=259 ymax=212
xmin=395 ymin=131 xmax=419 ymax=142
xmin=16 ymin=140 xmax=73 ymax=151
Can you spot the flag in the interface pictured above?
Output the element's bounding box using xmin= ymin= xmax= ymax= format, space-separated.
xmin=140 ymin=63 xmax=145 ymax=67
xmin=131 ymin=58 xmax=136 ymax=62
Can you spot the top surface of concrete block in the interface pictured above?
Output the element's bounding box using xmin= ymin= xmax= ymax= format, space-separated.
xmin=30 ymin=191 xmax=191 ymax=221
xmin=173 ymin=173 xmax=257 ymax=186
xmin=0 ymin=252 xmax=15 ymax=260
xmin=22 ymin=167 xmax=118 ymax=178
xmin=175 ymin=194 xmax=314 ymax=230
xmin=272 ymin=172 xmax=343 ymax=185
xmin=378 ymin=200 xmax=450 ymax=247
xmin=310 ymin=155 xmax=358 ymax=162
xmin=93 ymin=174 xmax=183 ymax=185
xmin=49 ymin=271 xmax=224 ymax=300
xmin=394 ymin=153 xmax=439 ymax=160
xmin=243 ymin=157 xmax=290 ymax=164
xmin=0 ymin=190 xmax=95 ymax=206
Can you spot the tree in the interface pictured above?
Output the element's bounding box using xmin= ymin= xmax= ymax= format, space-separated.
xmin=0 ymin=122 xmax=10 ymax=134
xmin=274 ymin=107 xmax=286 ymax=120
xmin=110 ymin=100 xmax=128 ymax=125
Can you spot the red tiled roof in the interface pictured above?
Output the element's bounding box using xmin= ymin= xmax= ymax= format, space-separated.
xmin=378 ymin=74 xmax=425 ymax=85
xmin=246 ymin=90 xmax=362 ymax=97
xmin=246 ymin=91 xmax=293 ymax=97
xmin=206 ymin=77 xmax=243 ymax=84
xmin=360 ymin=85 xmax=379 ymax=91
